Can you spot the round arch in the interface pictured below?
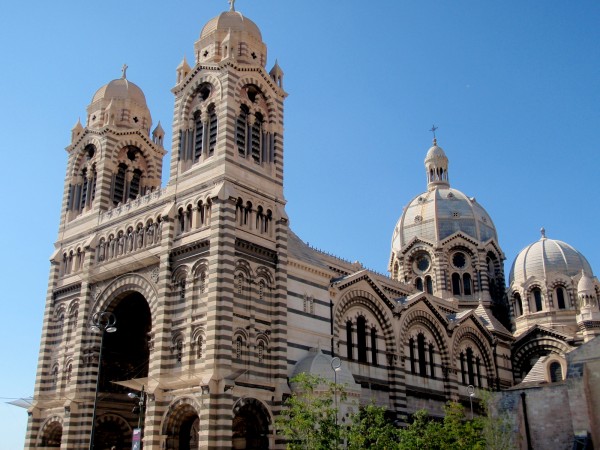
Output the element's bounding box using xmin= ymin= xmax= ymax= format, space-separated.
xmin=512 ymin=336 xmax=572 ymax=381
xmin=232 ymin=397 xmax=272 ymax=450
xmin=37 ymin=416 xmax=63 ymax=448
xmin=334 ymin=289 xmax=396 ymax=358
xmin=161 ymin=397 xmax=202 ymax=450
xmin=94 ymin=413 xmax=132 ymax=449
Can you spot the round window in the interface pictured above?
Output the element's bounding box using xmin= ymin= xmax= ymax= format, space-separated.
xmin=452 ymin=252 xmax=466 ymax=269
xmin=414 ymin=254 xmax=431 ymax=273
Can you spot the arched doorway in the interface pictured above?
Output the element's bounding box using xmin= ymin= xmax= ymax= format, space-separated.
xmin=93 ymin=291 xmax=151 ymax=449
xmin=94 ymin=414 xmax=131 ymax=450
xmin=101 ymin=292 xmax=152 ymax=392
xmin=163 ymin=402 xmax=200 ymax=450
xmin=232 ymin=398 xmax=270 ymax=450
xmin=38 ymin=419 xmax=62 ymax=448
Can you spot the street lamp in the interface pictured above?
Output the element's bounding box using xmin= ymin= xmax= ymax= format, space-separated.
xmin=331 ymin=357 xmax=342 ymax=448
xmin=128 ymin=386 xmax=146 ymax=450
xmin=467 ymin=384 xmax=475 ymax=420
xmin=89 ymin=311 xmax=117 ymax=450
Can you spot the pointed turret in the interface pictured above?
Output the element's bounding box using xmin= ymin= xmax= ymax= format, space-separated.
xmin=152 ymin=121 xmax=165 ymax=146
xmin=176 ymin=56 xmax=191 ymax=84
xmin=71 ymin=118 xmax=83 ymax=143
xmin=269 ymin=59 xmax=284 ymax=88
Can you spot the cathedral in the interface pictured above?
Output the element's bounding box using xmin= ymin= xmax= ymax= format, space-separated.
xmin=26 ymin=3 xmax=600 ymax=449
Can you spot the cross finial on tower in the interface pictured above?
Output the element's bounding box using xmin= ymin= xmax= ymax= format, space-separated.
xmin=429 ymin=124 xmax=439 ymax=145
xmin=429 ymin=124 xmax=438 ymax=140
xmin=121 ymin=64 xmax=128 ymax=79
xmin=228 ymin=0 xmax=236 ymax=11
xmin=540 ymin=227 xmax=546 ymax=239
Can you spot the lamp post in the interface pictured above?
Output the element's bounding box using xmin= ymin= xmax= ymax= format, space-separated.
xmin=331 ymin=357 xmax=342 ymax=449
xmin=128 ymin=386 xmax=146 ymax=450
xmin=467 ymin=384 xmax=475 ymax=420
xmin=89 ymin=311 xmax=117 ymax=450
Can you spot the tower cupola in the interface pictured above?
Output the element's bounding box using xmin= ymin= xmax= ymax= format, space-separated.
xmin=194 ymin=7 xmax=267 ymax=66
xmin=86 ymin=66 xmax=152 ymax=134
xmin=425 ymin=138 xmax=450 ymax=191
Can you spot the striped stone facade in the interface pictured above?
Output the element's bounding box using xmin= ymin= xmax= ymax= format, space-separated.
xmin=27 ymin=6 xmax=520 ymax=450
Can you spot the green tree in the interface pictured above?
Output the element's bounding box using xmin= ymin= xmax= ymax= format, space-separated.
xmin=347 ymin=404 xmax=401 ymax=450
xmin=398 ymin=403 xmax=484 ymax=450
xmin=275 ymin=372 xmax=346 ymax=449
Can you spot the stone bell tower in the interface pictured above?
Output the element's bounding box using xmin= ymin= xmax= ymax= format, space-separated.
xmin=159 ymin=3 xmax=290 ymax=447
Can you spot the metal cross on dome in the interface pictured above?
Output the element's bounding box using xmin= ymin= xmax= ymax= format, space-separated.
xmin=429 ymin=124 xmax=438 ymax=139
xmin=121 ymin=64 xmax=128 ymax=79
xmin=228 ymin=0 xmax=236 ymax=11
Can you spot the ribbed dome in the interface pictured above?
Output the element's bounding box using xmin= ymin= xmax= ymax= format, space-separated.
xmin=391 ymin=187 xmax=498 ymax=252
xmin=291 ymin=349 xmax=356 ymax=387
xmin=509 ymin=232 xmax=593 ymax=284
xmin=200 ymin=11 xmax=262 ymax=42
xmin=91 ymin=78 xmax=148 ymax=108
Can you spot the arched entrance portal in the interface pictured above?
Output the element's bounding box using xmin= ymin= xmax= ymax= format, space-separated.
xmin=232 ymin=398 xmax=271 ymax=450
xmin=38 ymin=419 xmax=62 ymax=447
xmin=100 ymin=291 xmax=151 ymax=392
xmin=93 ymin=291 xmax=151 ymax=449
xmin=163 ymin=402 xmax=200 ymax=450
xmin=94 ymin=414 xmax=131 ymax=449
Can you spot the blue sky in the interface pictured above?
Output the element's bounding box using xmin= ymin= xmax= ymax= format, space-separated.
xmin=1 ymin=1 xmax=599 ymax=447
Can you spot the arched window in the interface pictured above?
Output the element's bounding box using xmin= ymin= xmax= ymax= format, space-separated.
xmin=346 ymin=321 xmax=353 ymax=360
xmin=556 ymin=287 xmax=566 ymax=309
xmin=175 ymin=338 xmax=183 ymax=364
xmin=417 ymin=333 xmax=427 ymax=377
xmin=258 ymin=341 xmax=265 ymax=364
xmin=549 ymin=361 xmax=563 ymax=382
xmin=452 ymin=273 xmax=461 ymax=295
xmin=237 ymin=105 xmax=250 ymax=157
xmin=129 ymin=169 xmax=142 ymax=199
xmin=357 ymin=316 xmax=367 ymax=363
xmin=463 ymin=273 xmax=472 ymax=296
xmin=532 ymin=288 xmax=543 ymax=312
xmin=425 ymin=276 xmax=433 ymax=294
xmin=370 ymin=328 xmax=378 ymax=366
xmin=251 ymin=113 xmax=263 ymax=163
xmin=429 ymin=343 xmax=435 ymax=378
xmin=514 ymin=293 xmax=523 ymax=317
xmin=207 ymin=105 xmax=217 ymax=156
xmin=409 ymin=338 xmax=416 ymax=374
xmin=236 ymin=336 xmax=243 ymax=360
xmin=113 ymin=163 xmax=127 ymax=205
xmin=197 ymin=334 xmax=205 ymax=359
xmin=415 ymin=277 xmax=423 ymax=292
xmin=194 ymin=110 xmax=204 ymax=161
xmin=466 ymin=347 xmax=475 ymax=386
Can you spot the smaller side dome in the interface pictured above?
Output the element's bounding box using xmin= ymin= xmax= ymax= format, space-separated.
xmin=291 ymin=349 xmax=358 ymax=388
xmin=509 ymin=230 xmax=593 ymax=285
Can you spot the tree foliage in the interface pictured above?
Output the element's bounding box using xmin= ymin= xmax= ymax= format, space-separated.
xmin=276 ymin=373 xmax=515 ymax=450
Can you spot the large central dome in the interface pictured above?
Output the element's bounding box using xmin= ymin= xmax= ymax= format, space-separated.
xmin=391 ymin=186 xmax=498 ymax=252
xmin=391 ymin=140 xmax=497 ymax=253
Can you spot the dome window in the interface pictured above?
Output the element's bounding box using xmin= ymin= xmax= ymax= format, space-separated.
xmin=452 ymin=252 xmax=467 ymax=269
xmin=556 ymin=287 xmax=567 ymax=310
xmin=452 ymin=212 xmax=460 ymax=218
xmin=532 ymin=288 xmax=543 ymax=312
xmin=414 ymin=253 xmax=430 ymax=273
xmin=414 ymin=215 xmax=422 ymax=223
